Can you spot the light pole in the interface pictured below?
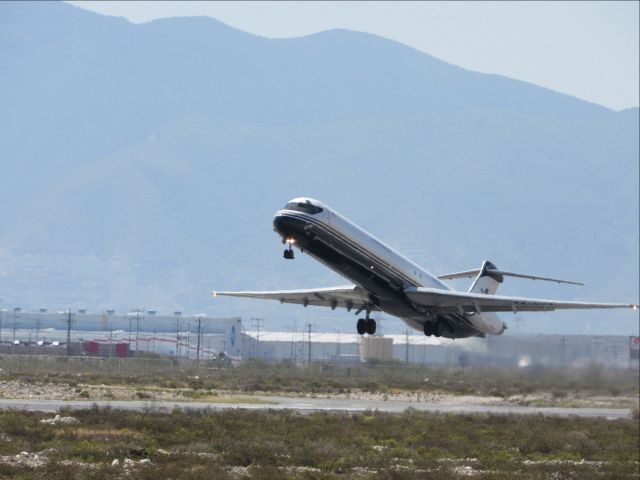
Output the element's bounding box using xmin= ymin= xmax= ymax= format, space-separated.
xmin=106 ymin=309 xmax=115 ymax=357
xmin=147 ymin=310 xmax=156 ymax=353
xmin=127 ymin=312 xmax=132 ymax=349
xmin=306 ymin=323 xmax=313 ymax=364
xmin=193 ymin=314 xmax=206 ymax=362
xmin=405 ymin=329 xmax=409 ymax=364
xmin=293 ymin=319 xmax=297 ymax=362
xmin=58 ymin=310 xmax=75 ymax=356
xmin=251 ymin=317 xmax=264 ymax=358
xmin=174 ymin=311 xmax=182 ymax=359
xmin=186 ymin=322 xmax=191 ymax=359
xmin=37 ymin=308 xmax=46 ymax=343
xmin=286 ymin=327 xmax=296 ymax=361
xmin=330 ymin=328 xmax=342 ymax=361
xmin=12 ymin=307 xmax=21 ymax=352
xmin=127 ymin=310 xmax=145 ymax=356
xmin=0 ymin=306 xmax=5 ymax=345
xmin=135 ymin=310 xmax=143 ymax=355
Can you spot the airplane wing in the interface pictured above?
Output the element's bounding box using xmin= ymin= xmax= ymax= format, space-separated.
xmin=212 ymin=285 xmax=378 ymax=311
xmin=404 ymin=287 xmax=639 ymax=314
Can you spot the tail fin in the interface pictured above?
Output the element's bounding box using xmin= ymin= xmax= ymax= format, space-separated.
xmin=468 ymin=261 xmax=504 ymax=295
xmin=466 ymin=262 xmax=508 ymax=333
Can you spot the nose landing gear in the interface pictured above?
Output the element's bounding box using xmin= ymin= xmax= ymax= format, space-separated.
xmin=283 ymin=239 xmax=295 ymax=259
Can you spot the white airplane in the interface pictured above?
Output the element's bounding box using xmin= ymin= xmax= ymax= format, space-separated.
xmin=213 ymin=198 xmax=638 ymax=338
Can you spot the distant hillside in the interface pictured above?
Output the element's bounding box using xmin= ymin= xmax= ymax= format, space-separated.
xmin=0 ymin=2 xmax=637 ymax=335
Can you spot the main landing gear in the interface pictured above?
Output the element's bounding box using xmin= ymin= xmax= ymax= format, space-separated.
xmin=423 ymin=320 xmax=443 ymax=337
xmin=356 ymin=313 xmax=376 ymax=336
xmin=283 ymin=239 xmax=295 ymax=259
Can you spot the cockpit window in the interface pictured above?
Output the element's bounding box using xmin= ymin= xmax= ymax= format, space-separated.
xmin=284 ymin=201 xmax=323 ymax=215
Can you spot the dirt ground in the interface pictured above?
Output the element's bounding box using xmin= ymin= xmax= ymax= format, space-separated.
xmin=1 ymin=379 xmax=636 ymax=409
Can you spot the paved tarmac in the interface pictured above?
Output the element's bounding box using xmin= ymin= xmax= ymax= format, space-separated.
xmin=0 ymin=396 xmax=630 ymax=419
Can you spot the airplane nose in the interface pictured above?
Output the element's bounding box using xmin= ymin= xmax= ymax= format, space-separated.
xmin=273 ymin=211 xmax=305 ymax=238
xmin=273 ymin=213 xmax=287 ymax=235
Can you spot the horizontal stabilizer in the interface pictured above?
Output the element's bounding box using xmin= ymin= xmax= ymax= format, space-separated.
xmin=493 ymin=271 xmax=583 ymax=285
xmin=438 ymin=269 xmax=584 ymax=286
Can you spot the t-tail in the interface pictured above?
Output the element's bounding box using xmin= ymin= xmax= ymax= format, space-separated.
xmin=438 ymin=261 xmax=584 ymax=294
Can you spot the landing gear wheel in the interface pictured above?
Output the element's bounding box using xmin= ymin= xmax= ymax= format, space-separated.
xmin=433 ymin=321 xmax=443 ymax=338
xmin=283 ymin=248 xmax=294 ymax=259
xmin=356 ymin=318 xmax=367 ymax=335
xmin=423 ymin=322 xmax=433 ymax=336
xmin=366 ymin=318 xmax=376 ymax=335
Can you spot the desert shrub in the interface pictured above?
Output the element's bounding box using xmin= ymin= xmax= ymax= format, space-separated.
xmin=135 ymin=390 xmax=151 ymax=399
xmin=3 ymin=353 xmax=638 ymax=400
xmin=0 ymin=408 xmax=636 ymax=477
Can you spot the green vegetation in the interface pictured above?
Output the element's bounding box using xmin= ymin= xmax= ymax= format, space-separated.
xmin=0 ymin=357 xmax=638 ymax=477
xmin=0 ymin=407 xmax=637 ymax=479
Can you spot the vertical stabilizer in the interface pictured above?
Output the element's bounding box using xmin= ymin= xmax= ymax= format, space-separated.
xmin=468 ymin=261 xmax=504 ymax=295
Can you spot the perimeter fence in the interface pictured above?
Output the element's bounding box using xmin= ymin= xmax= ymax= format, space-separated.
xmin=1 ymin=354 xmax=637 ymax=398
xmin=0 ymin=354 xmax=222 ymax=378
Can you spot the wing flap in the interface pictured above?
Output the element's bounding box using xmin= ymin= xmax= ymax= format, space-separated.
xmin=405 ymin=287 xmax=638 ymax=313
xmin=212 ymin=285 xmax=376 ymax=311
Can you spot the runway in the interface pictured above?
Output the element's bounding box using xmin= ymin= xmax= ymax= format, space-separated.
xmin=0 ymin=396 xmax=630 ymax=419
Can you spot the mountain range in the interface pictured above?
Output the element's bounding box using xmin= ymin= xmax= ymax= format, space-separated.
xmin=1 ymin=2 xmax=638 ymax=335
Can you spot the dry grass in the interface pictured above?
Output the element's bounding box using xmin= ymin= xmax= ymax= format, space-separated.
xmin=53 ymin=426 xmax=143 ymax=441
xmin=0 ymin=407 xmax=637 ymax=478
xmin=1 ymin=356 xmax=638 ymax=401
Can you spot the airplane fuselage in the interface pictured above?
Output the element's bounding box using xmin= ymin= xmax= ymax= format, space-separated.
xmin=273 ymin=200 xmax=504 ymax=338
xmin=214 ymin=198 xmax=637 ymax=337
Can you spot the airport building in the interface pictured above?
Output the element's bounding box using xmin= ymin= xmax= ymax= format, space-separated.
xmin=241 ymin=330 xmax=638 ymax=369
xmin=0 ymin=309 xmax=637 ymax=369
xmin=0 ymin=309 xmax=242 ymax=359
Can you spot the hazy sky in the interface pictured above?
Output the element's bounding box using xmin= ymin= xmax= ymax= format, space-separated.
xmin=68 ymin=1 xmax=638 ymax=111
